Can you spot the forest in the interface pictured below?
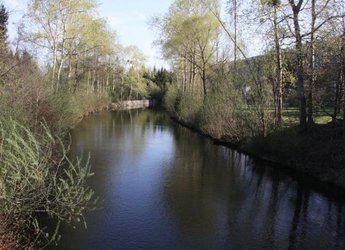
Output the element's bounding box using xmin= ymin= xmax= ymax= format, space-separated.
xmin=0 ymin=0 xmax=344 ymax=248
xmin=155 ymin=0 xmax=345 ymax=135
xmin=153 ymin=0 xmax=345 ymax=188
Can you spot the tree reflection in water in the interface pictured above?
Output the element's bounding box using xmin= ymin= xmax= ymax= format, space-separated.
xmin=54 ymin=109 xmax=345 ymax=250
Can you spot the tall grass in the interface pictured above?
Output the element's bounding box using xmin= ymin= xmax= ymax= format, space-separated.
xmin=0 ymin=118 xmax=96 ymax=248
xmin=0 ymin=80 xmax=108 ymax=248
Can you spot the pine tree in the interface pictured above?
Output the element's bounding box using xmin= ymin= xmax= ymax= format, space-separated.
xmin=0 ymin=3 xmax=8 ymax=42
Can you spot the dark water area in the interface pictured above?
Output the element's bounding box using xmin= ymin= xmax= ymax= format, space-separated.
xmin=52 ymin=109 xmax=345 ymax=250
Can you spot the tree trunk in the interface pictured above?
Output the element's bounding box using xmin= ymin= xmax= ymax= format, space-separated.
xmin=57 ymin=57 xmax=65 ymax=88
xmin=233 ymin=0 xmax=237 ymax=70
xmin=87 ymin=70 xmax=91 ymax=94
xmin=183 ymin=56 xmax=187 ymax=93
xmin=202 ymin=63 xmax=207 ymax=97
xmin=307 ymin=0 xmax=316 ymax=125
xmin=68 ymin=54 xmax=73 ymax=88
xmin=342 ymin=30 xmax=345 ymax=120
xmin=192 ymin=53 xmax=197 ymax=93
xmin=334 ymin=70 xmax=342 ymax=121
xmin=273 ymin=6 xmax=283 ymax=126
xmin=112 ymin=74 xmax=116 ymax=92
xmin=52 ymin=43 xmax=58 ymax=89
xmin=290 ymin=0 xmax=307 ymax=128
xmin=73 ymin=60 xmax=78 ymax=93
xmin=188 ymin=55 xmax=193 ymax=92
xmin=129 ymin=82 xmax=132 ymax=100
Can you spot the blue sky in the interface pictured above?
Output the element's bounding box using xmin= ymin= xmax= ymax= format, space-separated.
xmin=3 ymin=0 xmax=174 ymax=68
xmin=3 ymin=0 xmax=264 ymax=68
xmin=99 ymin=0 xmax=173 ymax=67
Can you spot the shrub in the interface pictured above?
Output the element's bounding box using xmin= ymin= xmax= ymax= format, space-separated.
xmin=0 ymin=118 xmax=96 ymax=248
xmin=0 ymin=81 xmax=111 ymax=136
xmin=163 ymin=83 xmax=179 ymax=114
xmin=52 ymin=88 xmax=110 ymax=132
xmin=199 ymin=88 xmax=247 ymax=141
xmin=177 ymin=91 xmax=203 ymax=124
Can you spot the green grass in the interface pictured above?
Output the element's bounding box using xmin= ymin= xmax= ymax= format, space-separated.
xmin=282 ymin=107 xmax=335 ymax=126
xmin=314 ymin=115 xmax=333 ymax=124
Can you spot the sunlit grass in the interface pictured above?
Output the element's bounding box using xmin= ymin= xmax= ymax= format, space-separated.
xmin=314 ymin=115 xmax=332 ymax=124
xmin=281 ymin=107 xmax=335 ymax=126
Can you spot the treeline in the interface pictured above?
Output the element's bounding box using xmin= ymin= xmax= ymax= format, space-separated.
xmin=154 ymin=0 xmax=345 ymax=141
xmin=0 ymin=0 xmax=166 ymax=248
xmin=1 ymin=0 xmax=166 ymax=104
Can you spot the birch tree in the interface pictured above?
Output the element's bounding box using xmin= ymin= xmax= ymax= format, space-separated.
xmin=24 ymin=0 xmax=97 ymax=90
xmin=260 ymin=0 xmax=284 ymax=125
xmin=156 ymin=0 xmax=220 ymax=98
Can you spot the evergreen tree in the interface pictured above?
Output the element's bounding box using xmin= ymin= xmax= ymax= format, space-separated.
xmin=0 ymin=3 xmax=9 ymax=82
xmin=0 ymin=3 xmax=8 ymax=42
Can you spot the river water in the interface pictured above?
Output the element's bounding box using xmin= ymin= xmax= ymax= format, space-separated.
xmin=54 ymin=109 xmax=345 ymax=250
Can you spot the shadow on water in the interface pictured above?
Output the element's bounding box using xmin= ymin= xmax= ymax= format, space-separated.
xmin=51 ymin=109 xmax=345 ymax=250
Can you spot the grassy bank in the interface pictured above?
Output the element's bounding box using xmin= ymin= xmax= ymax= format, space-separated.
xmin=0 ymin=82 xmax=110 ymax=248
xmin=245 ymin=123 xmax=345 ymax=188
xmin=164 ymin=85 xmax=345 ymax=189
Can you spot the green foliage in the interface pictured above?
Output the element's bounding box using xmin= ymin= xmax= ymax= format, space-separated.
xmin=148 ymin=67 xmax=175 ymax=91
xmin=163 ymin=83 xmax=179 ymax=113
xmin=199 ymin=88 xmax=242 ymax=140
xmin=261 ymin=0 xmax=281 ymax=7
xmin=0 ymin=81 xmax=110 ymax=136
xmin=52 ymin=89 xmax=110 ymax=131
xmin=0 ymin=58 xmax=106 ymax=247
xmin=0 ymin=0 xmax=154 ymax=247
xmin=143 ymin=67 xmax=175 ymax=104
xmin=177 ymin=92 xmax=203 ymax=123
xmin=0 ymin=118 xmax=96 ymax=248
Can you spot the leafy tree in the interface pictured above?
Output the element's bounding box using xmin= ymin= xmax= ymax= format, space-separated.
xmin=260 ymin=0 xmax=284 ymax=125
xmin=24 ymin=0 xmax=107 ymax=90
xmin=157 ymin=0 xmax=220 ymax=97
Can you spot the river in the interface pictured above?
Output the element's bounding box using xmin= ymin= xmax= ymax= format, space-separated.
xmin=53 ymin=109 xmax=345 ymax=250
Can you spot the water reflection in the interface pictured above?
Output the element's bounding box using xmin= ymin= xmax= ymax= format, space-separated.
xmin=53 ymin=109 xmax=345 ymax=250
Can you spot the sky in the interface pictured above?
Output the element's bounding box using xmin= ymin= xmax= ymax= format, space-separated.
xmin=2 ymin=0 xmax=264 ymax=68
xmin=2 ymin=0 xmax=174 ymax=68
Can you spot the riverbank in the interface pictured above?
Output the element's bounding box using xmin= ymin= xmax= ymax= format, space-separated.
xmin=0 ymin=88 xmax=113 ymax=249
xmin=0 ymin=97 xmax=154 ymax=249
xmin=170 ymin=115 xmax=345 ymax=190
xmin=245 ymin=122 xmax=345 ymax=188
xmin=78 ymin=99 xmax=153 ymax=122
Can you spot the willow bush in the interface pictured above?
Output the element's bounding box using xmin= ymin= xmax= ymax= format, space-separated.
xmin=0 ymin=118 xmax=96 ymax=248
xmin=177 ymin=92 xmax=203 ymax=124
xmin=163 ymin=81 xmax=273 ymax=143
xmin=199 ymin=88 xmax=242 ymax=141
